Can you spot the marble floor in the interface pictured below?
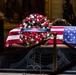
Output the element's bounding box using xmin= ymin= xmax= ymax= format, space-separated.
xmin=0 ymin=73 xmax=75 ymax=75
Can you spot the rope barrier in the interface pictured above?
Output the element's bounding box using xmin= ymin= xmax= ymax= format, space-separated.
xmin=60 ymin=39 xmax=76 ymax=50
xmin=0 ymin=38 xmax=50 ymax=55
xmin=49 ymin=36 xmax=76 ymax=75
xmin=50 ymin=60 xmax=76 ymax=75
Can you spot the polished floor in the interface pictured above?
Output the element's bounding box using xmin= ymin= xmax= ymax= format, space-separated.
xmin=0 ymin=73 xmax=75 ymax=75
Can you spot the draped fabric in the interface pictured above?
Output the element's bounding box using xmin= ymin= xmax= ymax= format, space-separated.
xmin=1 ymin=47 xmax=76 ymax=71
xmin=5 ymin=26 xmax=65 ymax=47
xmin=3 ymin=26 xmax=76 ymax=73
xmin=5 ymin=26 xmax=76 ymax=47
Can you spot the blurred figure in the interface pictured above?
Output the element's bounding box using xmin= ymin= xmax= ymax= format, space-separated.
xmin=5 ymin=0 xmax=20 ymax=23
xmin=30 ymin=0 xmax=38 ymax=13
xmin=20 ymin=0 xmax=38 ymax=20
xmin=5 ymin=0 xmax=13 ymax=19
xmin=20 ymin=0 xmax=44 ymax=21
xmin=63 ymin=0 xmax=76 ymax=25
xmin=19 ymin=0 xmax=30 ymax=21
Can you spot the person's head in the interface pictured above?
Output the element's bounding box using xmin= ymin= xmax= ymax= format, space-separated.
xmin=65 ymin=0 xmax=70 ymax=3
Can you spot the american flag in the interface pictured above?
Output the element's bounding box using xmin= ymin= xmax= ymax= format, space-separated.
xmin=47 ymin=26 xmax=65 ymax=44
xmin=63 ymin=26 xmax=76 ymax=44
xmin=5 ymin=26 xmax=65 ymax=47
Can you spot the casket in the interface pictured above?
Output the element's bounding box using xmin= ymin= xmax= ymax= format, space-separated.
xmin=0 ymin=26 xmax=76 ymax=74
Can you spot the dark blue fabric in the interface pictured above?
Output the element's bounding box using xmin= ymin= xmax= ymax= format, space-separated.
xmin=63 ymin=26 xmax=76 ymax=44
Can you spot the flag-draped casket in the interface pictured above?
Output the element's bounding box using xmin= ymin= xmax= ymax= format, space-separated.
xmin=5 ymin=26 xmax=76 ymax=47
xmin=3 ymin=26 xmax=76 ymax=72
xmin=2 ymin=14 xmax=76 ymax=73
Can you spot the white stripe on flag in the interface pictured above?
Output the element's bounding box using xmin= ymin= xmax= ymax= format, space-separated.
xmin=6 ymin=35 xmax=20 ymax=41
xmin=50 ymin=35 xmax=63 ymax=39
xmin=10 ymin=28 xmax=20 ymax=32
xmin=51 ymin=29 xmax=64 ymax=31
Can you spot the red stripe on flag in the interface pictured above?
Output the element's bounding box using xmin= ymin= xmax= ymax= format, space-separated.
xmin=5 ymin=39 xmax=23 ymax=47
xmin=8 ymin=31 xmax=19 ymax=35
xmin=47 ymin=26 xmax=65 ymax=44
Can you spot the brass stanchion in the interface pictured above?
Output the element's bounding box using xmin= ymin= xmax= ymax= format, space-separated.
xmin=53 ymin=32 xmax=57 ymax=71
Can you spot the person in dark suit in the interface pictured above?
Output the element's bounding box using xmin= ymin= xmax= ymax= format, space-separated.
xmin=63 ymin=0 xmax=76 ymax=25
xmin=5 ymin=0 xmax=20 ymax=22
xmin=21 ymin=0 xmax=38 ymax=18
xmin=5 ymin=0 xmax=13 ymax=19
xmin=19 ymin=0 xmax=30 ymax=21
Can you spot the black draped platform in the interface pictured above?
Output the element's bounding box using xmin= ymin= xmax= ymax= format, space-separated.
xmin=0 ymin=46 xmax=76 ymax=74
